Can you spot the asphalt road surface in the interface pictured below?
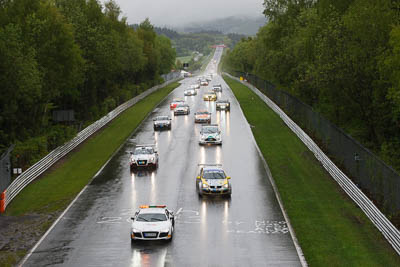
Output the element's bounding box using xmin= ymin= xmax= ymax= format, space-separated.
xmin=22 ymin=48 xmax=302 ymax=267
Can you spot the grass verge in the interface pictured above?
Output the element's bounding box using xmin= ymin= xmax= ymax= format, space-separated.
xmin=223 ymin=75 xmax=400 ymax=266
xmin=176 ymin=55 xmax=192 ymax=63
xmin=5 ymin=82 xmax=180 ymax=216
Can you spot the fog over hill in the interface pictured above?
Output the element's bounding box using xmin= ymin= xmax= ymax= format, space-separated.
xmin=172 ymin=16 xmax=267 ymax=36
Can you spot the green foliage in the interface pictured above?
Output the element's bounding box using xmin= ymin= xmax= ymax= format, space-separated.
xmin=226 ymin=0 xmax=400 ymax=172
xmin=0 ymin=0 xmax=176 ymax=170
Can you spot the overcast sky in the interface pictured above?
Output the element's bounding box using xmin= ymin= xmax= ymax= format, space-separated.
xmin=103 ymin=0 xmax=265 ymax=26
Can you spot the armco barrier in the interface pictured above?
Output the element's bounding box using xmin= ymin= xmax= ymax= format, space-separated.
xmin=224 ymin=73 xmax=400 ymax=255
xmin=1 ymin=72 xmax=180 ymax=212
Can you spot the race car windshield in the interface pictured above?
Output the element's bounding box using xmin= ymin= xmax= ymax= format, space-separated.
xmin=203 ymin=170 xmax=226 ymax=179
xmin=176 ymin=104 xmax=188 ymax=108
xmin=202 ymin=127 xmax=218 ymax=134
xmin=218 ymin=100 xmax=228 ymax=103
xmin=134 ymin=148 xmax=153 ymax=155
xmin=156 ymin=116 xmax=169 ymax=121
xmin=136 ymin=213 xmax=167 ymax=222
xmin=197 ymin=111 xmax=209 ymax=115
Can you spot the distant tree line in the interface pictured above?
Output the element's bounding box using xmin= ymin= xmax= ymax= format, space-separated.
xmin=224 ymin=0 xmax=400 ymax=172
xmin=0 ymin=0 xmax=176 ymax=169
xmin=153 ymin=26 xmax=245 ymax=57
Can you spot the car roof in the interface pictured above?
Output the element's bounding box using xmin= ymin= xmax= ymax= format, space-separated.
xmin=172 ymin=98 xmax=184 ymax=102
xmin=155 ymin=115 xmax=169 ymax=119
xmin=139 ymin=208 xmax=166 ymax=214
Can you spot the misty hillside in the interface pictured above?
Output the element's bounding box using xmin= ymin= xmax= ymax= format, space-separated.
xmin=176 ymin=16 xmax=267 ymax=36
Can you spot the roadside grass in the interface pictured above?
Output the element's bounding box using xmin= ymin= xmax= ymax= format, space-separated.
xmin=223 ymin=75 xmax=400 ymax=266
xmin=176 ymin=55 xmax=192 ymax=63
xmin=5 ymin=82 xmax=180 ymax=216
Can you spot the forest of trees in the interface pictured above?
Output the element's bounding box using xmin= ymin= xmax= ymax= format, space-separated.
xmin=0 ymin=0 xmax=176 ymax=168
xmin=154 ymin=26 xmax=246 ymax=57
xmin=224 ymin=0 xmax=400 ymax=172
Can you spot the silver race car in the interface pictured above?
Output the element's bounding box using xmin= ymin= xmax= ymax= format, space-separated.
xmin=131 ymin=205 xmax=175 ymax=242
xmin=184 ymin=88 xmax=197 ymax=96
xmin=196 ymin=164 xmax=232 ymax=197
xmin=212 ymin=84 xmax=222 ymax=92
xmin=130 ymin=145 xmax=159 ymax=170
xmin=216 ymin=100 xmax=230 ymax=111
xmin=153 ymin=115 xmax=171 ymax=130
xmin=199 ymin=124 xmax=222 ymax=145
xmin=174 ymin=103 xmax=190 ymax=115
xmin=194 ymin=110 xmax=211 ymax=123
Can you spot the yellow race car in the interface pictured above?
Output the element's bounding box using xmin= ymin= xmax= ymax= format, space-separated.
xmin=203 ymin=91 xmax=217 ymax=101
xmin=196 ymin=164 xmax=231 ymax=197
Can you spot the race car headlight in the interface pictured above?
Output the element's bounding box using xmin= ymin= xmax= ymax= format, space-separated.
xmin=161 ymin=228 xmax=170 ymax=233
xmin=131 ymin=157 xmax=136 ymax=163
xmin=150 ymin=157 xmax=155 ymax=162
xmin=132 ymin=228 xmax=141 ymax=233
xmin=202 ymin=183 xmax=209 ymax=188
xmin=223 ymin=183 xmax=229 ymax=188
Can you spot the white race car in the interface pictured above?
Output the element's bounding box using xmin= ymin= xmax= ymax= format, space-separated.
xmin=174 ymin=103 xmax=190 ymax=115
xmin=184 ymin=88 xmax=197 ymax=96
xmin=199 ymin=124 xmax=222 ymax=145
xmin=130 ymin=145 xmax=158 ymax=170
xmin=131 ymin=205 xmax=175 ymax=242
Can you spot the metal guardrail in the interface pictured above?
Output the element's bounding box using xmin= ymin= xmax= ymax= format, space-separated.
xmin=0 ymin=72 xmax=180 ymax=212
xmin=224 ymin=73 xmax=400 ymax=255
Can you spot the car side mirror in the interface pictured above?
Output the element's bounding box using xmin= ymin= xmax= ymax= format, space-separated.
xmin=226 ymin=176 xmax=231 ymax=180
xmin=153 ymin=118 xmax=156 ymax=121
xmin=197 ymin=176 xmax=201 ymax=179
xmin=131 ymin=217 xmax=135 ymax=221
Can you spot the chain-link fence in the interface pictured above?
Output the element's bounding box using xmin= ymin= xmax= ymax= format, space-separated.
xmin=229 ymin=70 xmax=400 ymax=221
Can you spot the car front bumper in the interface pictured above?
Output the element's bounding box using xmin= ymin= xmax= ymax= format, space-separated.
xmin=195 ymin=118 xmax=211 ymax=123
xmin=216 ymin=105 xmax=230 ymax=110
xmin=199 ymin=139 xmax=222 ymax=145
xmin=131 ymin=232 xmax=172 ymax=241
xmin=174 ymin=110 xmax=189 ymax=115
xmin=199 ymin=188 xmax=231 ymax=195
xmin=130 ymin=162 xmax=157 ymax=169
xmin=154 ymin=124 xmax=170 ymax=129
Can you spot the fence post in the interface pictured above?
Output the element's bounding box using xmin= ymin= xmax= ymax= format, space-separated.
xmin=0 ymin=190 xmax=5 ymax=213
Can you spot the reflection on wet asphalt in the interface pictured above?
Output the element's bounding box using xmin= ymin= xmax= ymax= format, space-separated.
xmin=23 ymin=48 xmax=302 ymax=267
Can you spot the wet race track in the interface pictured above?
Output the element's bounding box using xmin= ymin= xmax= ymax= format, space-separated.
xmin=22 ymin=48 xmax=302 ymax=267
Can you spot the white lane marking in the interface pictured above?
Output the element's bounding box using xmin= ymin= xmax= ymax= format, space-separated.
xmin=176 ymin=207 xmax=183 ymax=215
